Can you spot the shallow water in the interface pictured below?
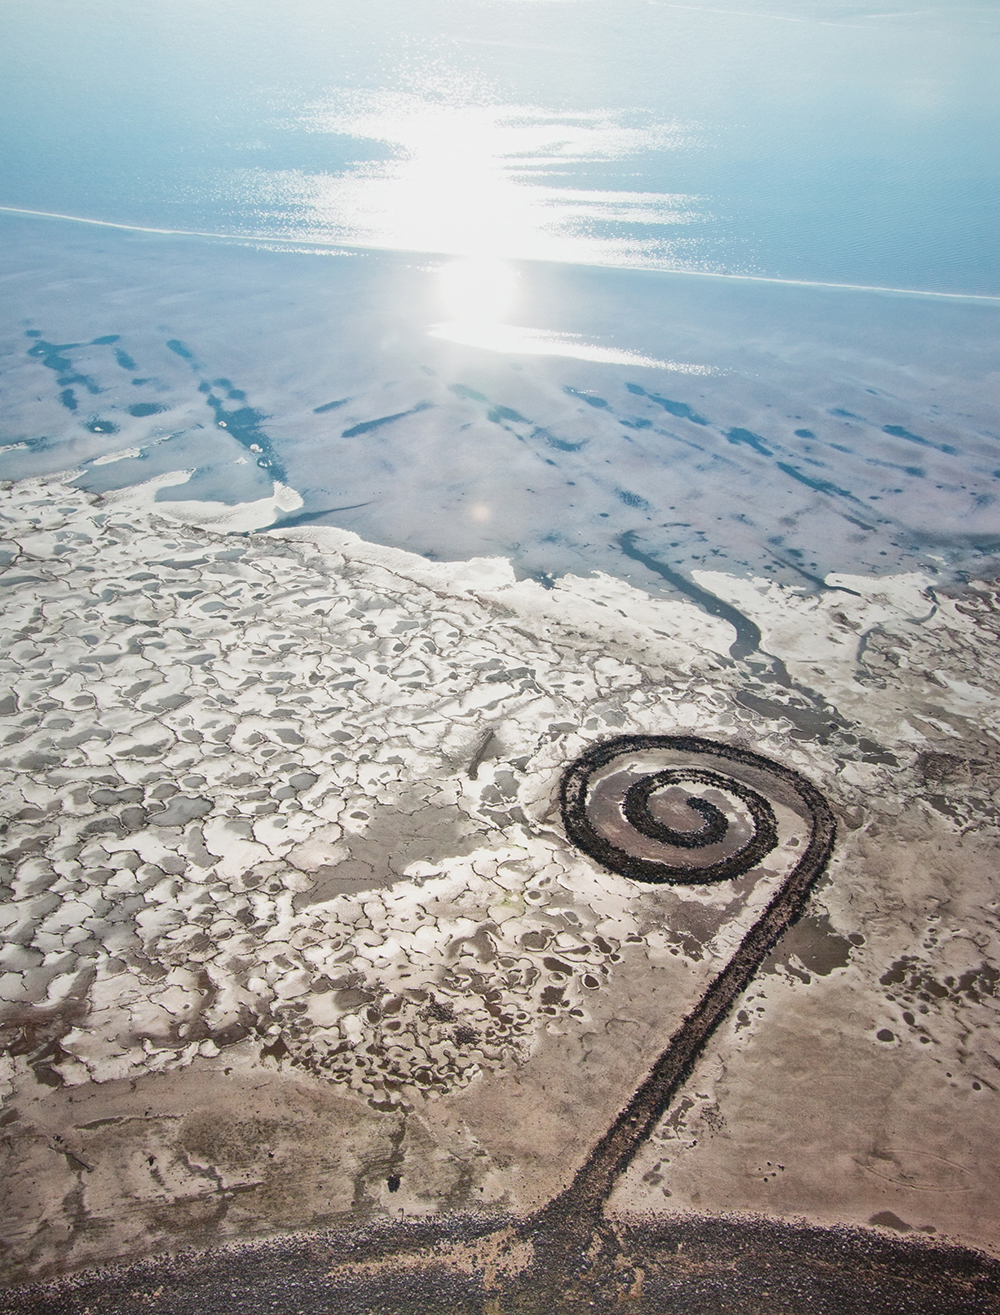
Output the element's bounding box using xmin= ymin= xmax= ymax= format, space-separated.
xmin=2 ymin=218 xmax=998 ymax=601
xmin=2 ymin=1 xmax=998 ymax=592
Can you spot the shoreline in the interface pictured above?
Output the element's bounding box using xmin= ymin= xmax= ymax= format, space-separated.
xmin=3 ymin=206 xmax=1000 ymax=303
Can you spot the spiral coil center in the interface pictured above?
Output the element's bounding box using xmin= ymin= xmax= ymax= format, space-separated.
xmin=561 ymin=734 xmax=810 ymax=886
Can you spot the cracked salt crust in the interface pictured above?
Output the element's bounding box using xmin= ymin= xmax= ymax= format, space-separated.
xmin=1 ymin=473 xmax=999 ymax=1277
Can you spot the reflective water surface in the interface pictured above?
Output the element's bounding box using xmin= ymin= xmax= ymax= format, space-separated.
xmin=1 ymin=0 xmax=998 ymax=292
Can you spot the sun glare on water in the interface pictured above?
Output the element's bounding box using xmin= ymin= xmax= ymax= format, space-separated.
xmin=431 ymin=255 xmax=699 ymax=371
xmin=438 ymin=257 xmax=518 ymax=327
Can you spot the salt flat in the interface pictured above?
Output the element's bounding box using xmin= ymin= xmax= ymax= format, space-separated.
xmin=1 ymin=471 xmax=998 ymax=1287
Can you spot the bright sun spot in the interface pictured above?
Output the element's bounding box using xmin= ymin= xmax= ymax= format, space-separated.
xmin=430 ymin=223 xmax=701 ymax=372
xmin=438 ymin=257 xmax=517 ymax=326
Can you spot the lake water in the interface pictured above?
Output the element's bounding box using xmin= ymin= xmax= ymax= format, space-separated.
xmin=2 ymin=0 xmax=998 ymax=594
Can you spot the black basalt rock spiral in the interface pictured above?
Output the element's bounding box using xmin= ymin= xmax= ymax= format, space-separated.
xmin=531 ymin=733 xmax=837 ymax=1230
xmin=562 ymin=736 xmax=786 ymax=885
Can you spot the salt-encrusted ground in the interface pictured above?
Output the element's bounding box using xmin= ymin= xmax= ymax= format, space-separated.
xmin=1 ymin=472 xmax=999 ymax=1284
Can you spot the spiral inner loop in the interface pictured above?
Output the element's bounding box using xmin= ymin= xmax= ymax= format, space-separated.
xmin=624 ymin=768 xmax=730 ymax=848
xmin=561 ymin=736 xmax=787 ymax=886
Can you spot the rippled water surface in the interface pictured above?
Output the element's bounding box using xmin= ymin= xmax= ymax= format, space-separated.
xmin=1 ymin=0 xmax=998 ymax=582
xmin=3 ymin=0 xmax=998 ymax=289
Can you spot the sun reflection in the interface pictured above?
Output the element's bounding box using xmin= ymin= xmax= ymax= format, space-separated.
xmin=439 ymin=257 xmax=518 ymax=326
xmin=238 ymin=91 xmax=705 ymax=270
xmin=432 ymin=254 xmax=709 ymax=370
xmin=256 ymin=88 xmax=717 ymax=370
xmin=428 ymin=319 xmax=710 ymax=371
